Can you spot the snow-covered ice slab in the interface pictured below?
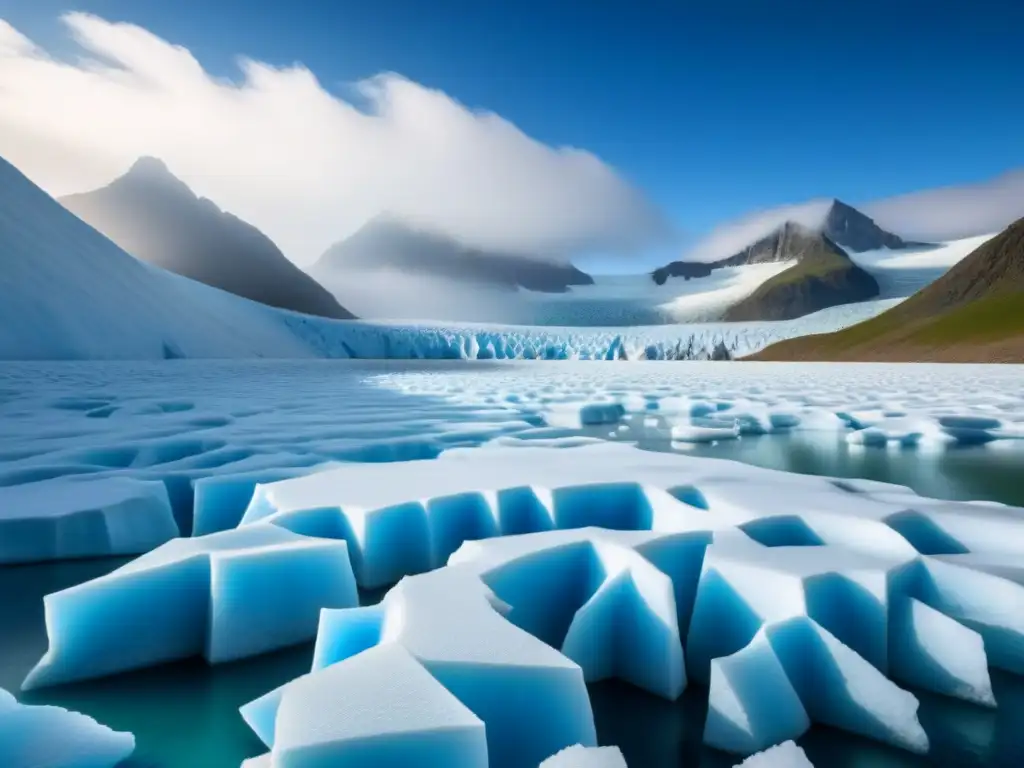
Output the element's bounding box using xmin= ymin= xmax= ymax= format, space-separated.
xmin=244 ymin=438 xmax=1024 ymax=589
xmin=0 ymin=686 xmax=135 ymax=768
xmin=734 ymin=740 xmax=814 ymax=767
xmin=245 ymin=644 xmax=488 ymax=768
xmin=0 ymin=476 xmax=178 ymax=564
xmin=540 ymin=744 xmax=627 ymax=767
xmin=224 ymin=441 xmax=1024 ymax=762
xmin=23 ymin=526 xmax=358 ymax=689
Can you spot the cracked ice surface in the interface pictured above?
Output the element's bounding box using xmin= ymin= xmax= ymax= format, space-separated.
xmin=373 ymin=361 xmax=1024 ymax=447
xmin=6 ymin=360 xmax=1024 ymax=765
xmin=30 ymin=440 xmax=1024 ymax=763
xmin=225 ymin=441 xmax=1024 ymax=764
xmin=2 ymin=361 xmax=1022 ymax=567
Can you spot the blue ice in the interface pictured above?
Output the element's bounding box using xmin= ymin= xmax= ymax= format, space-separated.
xmin=0 ymin=687 xmax=135 ymax=768
xmin=241 ymin=644 xmax=488 ymax=768
xmin=0 ymin=476 xmax=178 ymax=564
xmin=23 ymin=525 xmax=358 ymax=689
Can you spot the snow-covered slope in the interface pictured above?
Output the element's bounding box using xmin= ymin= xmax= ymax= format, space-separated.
xmin=0 ymin=154 xmax=936 ymax=361
xmin=0 ymin=156 xmax=324 ymax=360
xmin=849 ymin=233 xmax=997 ymax=300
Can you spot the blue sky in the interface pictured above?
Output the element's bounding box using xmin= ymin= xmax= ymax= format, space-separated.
xmin=2 ymin=0 xmax=1023 ymax=268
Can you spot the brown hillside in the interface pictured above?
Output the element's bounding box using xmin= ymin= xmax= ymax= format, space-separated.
xmin=749 ymin=217 xmax=1024 ymax=363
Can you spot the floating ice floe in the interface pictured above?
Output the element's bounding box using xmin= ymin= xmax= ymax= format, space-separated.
xmin=23 ymin=525 xmax=357 ymax=689
xmin=0 ymin=686 xmax=135 ymax=768
xmin=0 ymin=476 xmax=178 ymax=564
xmin=375 ymin=362 xmax=1024 ymax=450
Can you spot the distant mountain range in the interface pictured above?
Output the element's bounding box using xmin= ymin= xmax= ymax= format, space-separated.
xmin=60 ymin=158 xmax=354 ymax=320
xmin=0 ymin=155 xmax=345 ymax=360
xmin=751 ymin=216 xmax=1024 ymax=363
xmin=313 ymin=216 xmax=594 ymax=294
xmin=650 ymin=199 xmax=930 ymax=321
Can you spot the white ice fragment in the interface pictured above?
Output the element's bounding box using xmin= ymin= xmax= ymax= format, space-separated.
xmin=540 ymin=744 xmax=628 ymax=767
xmin=0 ymin=476 xmax=178 ymax=564
xmin=23 ymin=526 xmax=358 ymax=689
xmin=733 ymin=740 xmax=814 ymax=767
xmin=0 ymin=686 xmax=135 ymax=768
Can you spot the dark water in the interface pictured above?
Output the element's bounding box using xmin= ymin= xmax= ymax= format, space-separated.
xmin=3 ymin=432 xmax=1024 ymax=767
xmin=586 ymin=417 xmax=1024 ymax=509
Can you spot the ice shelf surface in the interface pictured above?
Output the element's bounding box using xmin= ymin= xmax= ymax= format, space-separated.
xmin=3 ymin=360 xmax=1022 ymax=566
xmin=0 ymin=686 xmax=135 ymax=768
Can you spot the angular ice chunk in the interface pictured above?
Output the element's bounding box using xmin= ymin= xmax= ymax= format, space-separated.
xmin=890 ymin=597 xmax=995 ymax=707
xmin=556 ymin=543 xmax=684 ymax=699
xmin=704 ymin=632 xmax=809 ymax=754
xmin=765 ymin=617 xmax=928 ymax=754
xmin=24 ymin=526 xmax=357 ymax=689
xmin=540 ymin=744 xmax=628 ymax=767
xmin=733 ymin=740 xmax=814 ymax=767
xmin=270 ymin=644 xmax=487 ymax=768
xmin=0 ymin=686 xmax=135 ymax=768
xmin=0 ymin=476 xmax=178 ymax=564
xmin=192 ymin=464 xmax=329 ymax=536
xmin=918 ymin=557 xmax=1024 ymax=674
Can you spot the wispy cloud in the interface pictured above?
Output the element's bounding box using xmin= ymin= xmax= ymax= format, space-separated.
xmin=681 ymin=169 xmax=1024 ymax=262
xmin=681 ymin=199 xmax=833 ymax=263
xmin=0 ymin=14 xmax=671 ymax=265
xmin=862 ymin=170 xmax=1024 ymax=242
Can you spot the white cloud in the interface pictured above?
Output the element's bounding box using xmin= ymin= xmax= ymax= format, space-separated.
xmin=862 ymin=170 xmax=1024 ymax=242
xmin=681 ymin=199 xmax=833 ymax=263
xmin=0 ymin=13 xmax=670 ymax=265
xmin=681 ymin=168 xmax=1024 ymax=264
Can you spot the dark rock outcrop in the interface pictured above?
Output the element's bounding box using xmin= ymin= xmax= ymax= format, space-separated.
xmin=61 ymin=158 xmax=354 ymax=319
xmin=823 ymin=199 xmax=930 ymax=253
xmin=315 ymin=217 xmax=593 ymax=294
xmin=652 ymin=222 xmax=880 ymax=321
xmin=722 ymin=225 xmax=880 ymax=321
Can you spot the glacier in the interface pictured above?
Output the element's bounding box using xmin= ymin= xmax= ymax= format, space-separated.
xmin=0 ymin=154 xmax=925 ymax=363
xmin=0 ymin=686 xmax=135 ymax=768
xmin=22 ymin=439 xmax=1024 ymax=764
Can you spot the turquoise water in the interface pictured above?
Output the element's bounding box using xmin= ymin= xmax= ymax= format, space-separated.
xmin=3 ymin=431 xmax=1024 ymax=767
